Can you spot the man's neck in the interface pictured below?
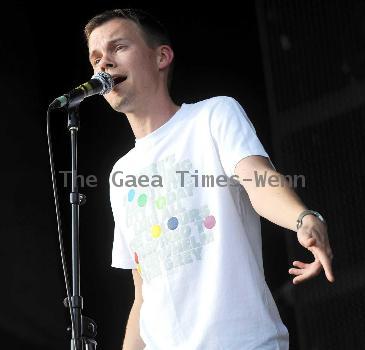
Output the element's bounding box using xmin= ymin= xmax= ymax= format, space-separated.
xmin=125 ymin=96 xmax=180 ymax=140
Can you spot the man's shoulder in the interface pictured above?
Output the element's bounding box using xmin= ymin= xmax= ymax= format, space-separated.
xmin=190 ymin=95 xmax=238 ymax=110
xmin=109 ymin=148 xmax=136 ymax=181
xmin=183 ymin=96 xmax=240 ymax=124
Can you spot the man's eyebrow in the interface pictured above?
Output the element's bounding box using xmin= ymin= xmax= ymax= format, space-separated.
xmin=89 ymin=38 xmax=129 ymax=62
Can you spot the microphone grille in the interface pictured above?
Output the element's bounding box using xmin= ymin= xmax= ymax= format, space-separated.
xmin=91 ymin=71 xmax=114 ymax=95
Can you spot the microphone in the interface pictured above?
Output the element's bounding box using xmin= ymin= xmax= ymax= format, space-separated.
xmin=49 ymin=72 xmax=124 ymax=110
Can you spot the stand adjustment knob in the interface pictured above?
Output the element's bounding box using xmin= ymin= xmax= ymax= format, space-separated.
xmin=70 ymin=192 xmax=87 ymax=205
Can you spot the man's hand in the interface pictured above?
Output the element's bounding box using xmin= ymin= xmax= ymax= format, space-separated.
xmin=289 ymin=215 xmax=335 ymax=284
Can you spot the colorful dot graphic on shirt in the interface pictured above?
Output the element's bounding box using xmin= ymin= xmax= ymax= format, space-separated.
xmin=137 ymin=194 xmax=147 ymax=207
xmin=128 ymin=189 xmax=135 ymax=202
xmin=204 ymin=215 xmax=216 ymax=229
xmin=134 ymin=252 xmax=139 ymax=264
xmin=155 ymin=196 xmax=166 ymax=209
xmin=167 ymin=217 xmax=179 ymax=230
xmin=151 ymin=225 xmax=162 ymax=238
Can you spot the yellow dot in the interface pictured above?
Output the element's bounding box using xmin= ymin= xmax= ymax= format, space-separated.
xmin=151 ymin=225 xmax=161 ymax=238
xmin=137 ymin=264 xmax=142 ymax=274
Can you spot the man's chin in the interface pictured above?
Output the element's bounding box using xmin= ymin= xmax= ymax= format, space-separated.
xmin=110 ymin=97 xmax=129 ymax=113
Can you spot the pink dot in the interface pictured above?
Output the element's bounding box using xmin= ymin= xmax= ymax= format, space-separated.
xmin=204 ymin=215 xmax=216 ymax=229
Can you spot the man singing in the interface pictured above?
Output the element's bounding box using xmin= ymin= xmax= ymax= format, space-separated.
xmin=84 ymin=8 xmax=334 ymax=350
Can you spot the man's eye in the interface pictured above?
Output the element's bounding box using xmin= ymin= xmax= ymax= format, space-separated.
xmin=116 ymin=45 xmax=126 ymax=51
xmin=94 ymin=58 xmax=101 ymax=65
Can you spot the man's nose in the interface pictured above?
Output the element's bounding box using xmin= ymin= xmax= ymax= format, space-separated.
xmin=99 ymin=57 xmax=116 ymax=71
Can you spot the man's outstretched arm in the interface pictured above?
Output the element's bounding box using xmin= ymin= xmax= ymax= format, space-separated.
xmin=234 ymin=155 xmax=334 ymax=285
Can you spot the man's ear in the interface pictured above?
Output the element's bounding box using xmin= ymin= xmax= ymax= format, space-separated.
xmin=157 ymin=45 xmax=174 ymax=70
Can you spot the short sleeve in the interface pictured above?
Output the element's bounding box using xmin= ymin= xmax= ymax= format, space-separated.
xmin=111 ymin=222 xmax=137 ymax=269
xmin=110 ymin=167 xmax=137 ymax=270
xmin=210 ymin=96 xmax=276 ymax=177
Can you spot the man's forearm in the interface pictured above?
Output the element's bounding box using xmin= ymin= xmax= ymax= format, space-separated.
xmin=122 ymin=301 xmax=145 ymax=350
xmin=235 ymin=156 xmax=334 ymax=284
xmin=243 ymin=169 xmax=307 ymax=231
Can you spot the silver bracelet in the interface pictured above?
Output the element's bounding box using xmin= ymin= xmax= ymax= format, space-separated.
xmin=296 ymin=210 xmax=326 ymax=230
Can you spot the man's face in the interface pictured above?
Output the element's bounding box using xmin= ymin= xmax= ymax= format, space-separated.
xmin=88 ymin=18 xmax=160 ymax=112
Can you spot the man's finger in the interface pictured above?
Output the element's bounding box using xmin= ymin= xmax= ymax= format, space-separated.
xmin=293 ymin=274 xmax=310 ymax=284
xmin=293 ymin=261 xmax=307 ymax=268
xmin=314 ymin=247 xmax=335 ymax=282
xmin=288 ymin=268 xmax=303 ymax=276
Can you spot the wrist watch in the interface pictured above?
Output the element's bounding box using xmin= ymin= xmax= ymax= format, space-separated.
xmin=296 ymin=210 xmax=326 ymax=230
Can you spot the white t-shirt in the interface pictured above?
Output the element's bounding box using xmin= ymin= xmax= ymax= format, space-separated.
xmin=110 ymin=96 xmax=289 ymax=350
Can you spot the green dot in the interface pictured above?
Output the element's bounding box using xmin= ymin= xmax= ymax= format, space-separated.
xmin=155 ymin=196 xmax=166 ymax=209
xmin=138 ymin=194 xmax=147 ymax=207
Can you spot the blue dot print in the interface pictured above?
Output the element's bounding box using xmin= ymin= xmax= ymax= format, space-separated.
xmin=167 ymin=217 xmax=179 ymax=230
xmin=128 ymin=189 xmax=135 ymax=202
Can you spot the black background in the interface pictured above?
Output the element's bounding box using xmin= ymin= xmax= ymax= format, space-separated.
xmin=3 ymin=1 xmax=362 ymax=349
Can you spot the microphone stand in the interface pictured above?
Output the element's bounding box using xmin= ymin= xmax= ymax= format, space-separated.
xmin=66 ymin=105 xmax=97 ymax=350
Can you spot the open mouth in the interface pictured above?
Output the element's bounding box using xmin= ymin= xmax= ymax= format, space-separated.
xmin=112 ymin=75 xmax=127 ymax=87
